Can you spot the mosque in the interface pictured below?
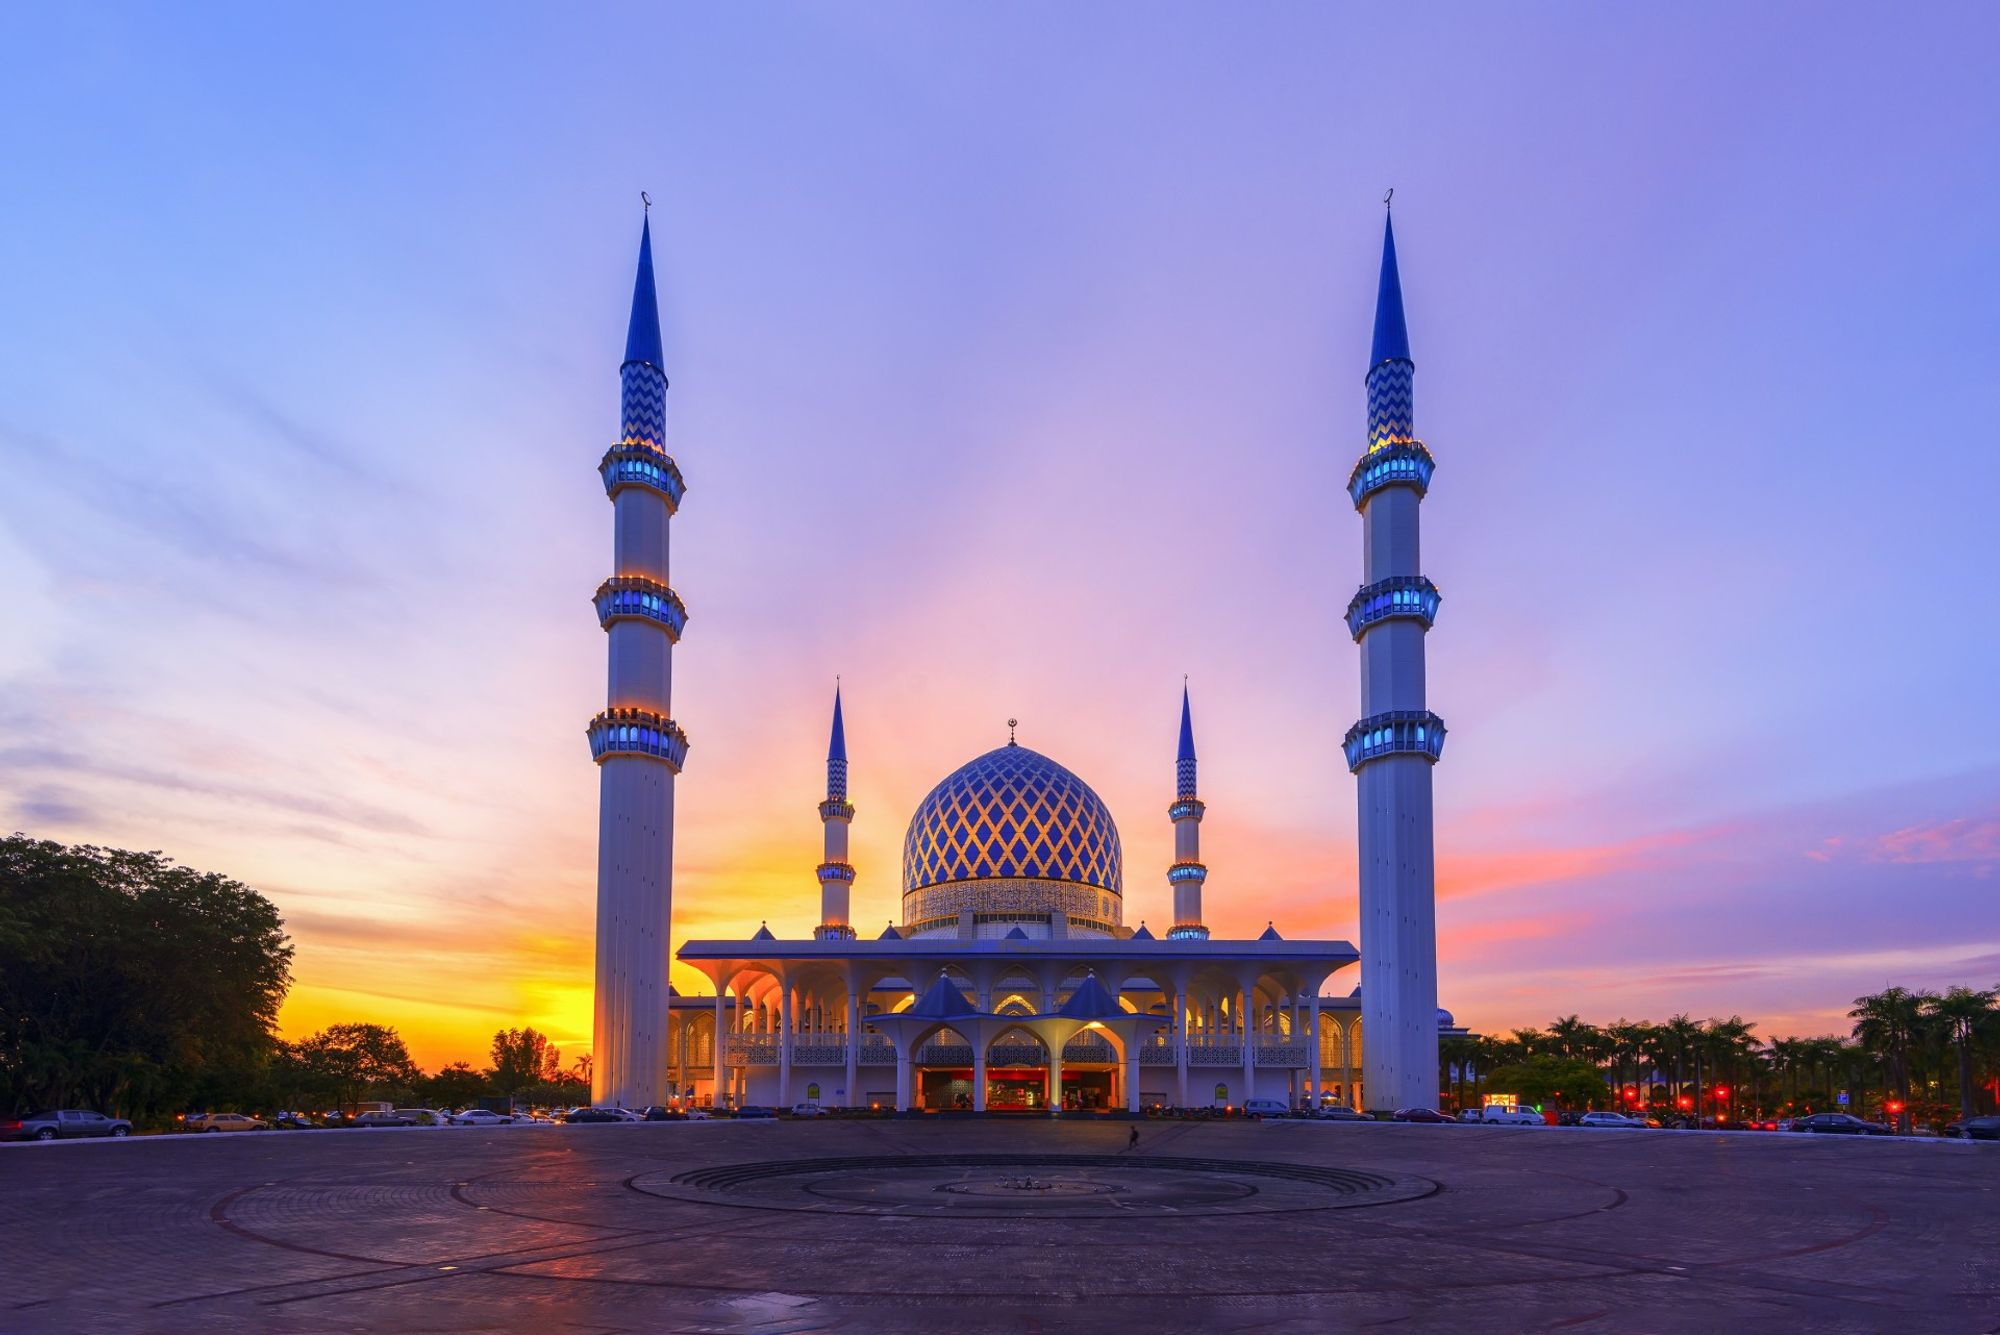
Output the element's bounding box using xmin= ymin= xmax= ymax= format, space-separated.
xmin=587 ymin=206 xmax=1455 ymax=1114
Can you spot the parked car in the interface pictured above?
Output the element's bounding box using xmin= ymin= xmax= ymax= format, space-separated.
xmin=1392 ymin=1108 xmax=1453 ymax=1124
xmin=4 ymin=1109 xmax=134 ymax=1141
xmin=1479 ymin=1105 xmax=1545 ymax=1126
xmin=787 ymin=1103 xmax=827 ymax=1118
xmin=1243 ymin=1099 xmax=1291 ymax=1119
xmin=353 ymin=1110 xmax=417 ymax=1128
xmin=1944 ymin=1115 xmax=2000 ymax=1141
xmin=394 ymin=1108 xmax=450 ymax=1127
xmin=187 ymin=1112 xmax=270 ymax=1133
xmin=449 ymin=1108 xmax=515 ymax=1126
xmin=1318 ymin=1106 xmax=1373 ymax=1121
xmin=1790 ymin=1112 xmax=1891 ymax=1136
xmin=685 ymin=1107 xmax=714 ymax=1121
xmin=272 ymin=1112 xmax=320 ymax=1129
xmin=640 ymin=1106 xmax=684 ymax=1121
xmin=563 ymin=1106 xmax=641 ymax=1123
xmin=1577 ymin=1111 xmax=1647 ymax=1129
xmin=735 ymin=1106 xmax=778 ymax=1120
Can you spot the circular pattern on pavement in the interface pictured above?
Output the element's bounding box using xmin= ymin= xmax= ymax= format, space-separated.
xmin=633 ymin=1152 xmax=1438 ymax=1217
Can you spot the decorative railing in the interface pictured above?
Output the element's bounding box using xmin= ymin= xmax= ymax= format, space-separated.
xmin=818 ymin=798 xmax=855 ymax=822
xmin=1342 ymin=710 xmax=1446 ymax=772
xmin=1185 ymin=1042 xmax=1244 ymax=1065
xmin=587 ymin=708 xmax=689 ymax=770
xmin=1167 ymin=798 xmax=1205 ymax=823
xmin=812 ymin=923 xmax=857 ymax=941
xmin=790 ymin=1043 xmax=848 ymax=1065
xmin=1347 ymin=440 xmax=1435 ymax=509
xmin=1166 ymin=924 xmax=1209 ymax=940
xmin=1345 ymin=575 xmax=1440 ymax=640
xmin=987 ymin=1043 xmax=1048 ymax=1067
xmin=1167 ymin=861 xmax=1207 ymax=884
xmin=1139 ymin=1046 xmax=1178 ymax=1066
xmin=815 ymin=861 xmax=856 ymax=885
xmin=599 ymin=441 xmax=687 ymax=507
xmin=1255 ymin=1043 xmax=1308 ymax=1065
xmin=594 ymin=576 xmax=687 ymax=638
xmin=726 ymin=1038 xmax=778 ymax=1066
xmin=916 ymin=1044 xmax=974 ymax=1065
xmin=857 ymin=1043 xmax=895 ymax=1065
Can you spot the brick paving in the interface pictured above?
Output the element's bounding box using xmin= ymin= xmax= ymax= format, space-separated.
xmin=2 ymin=1118 xmax=1995 ymax=1332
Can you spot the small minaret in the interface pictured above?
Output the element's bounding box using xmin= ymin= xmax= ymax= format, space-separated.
xmin=587 ymin=209 xmax=689 ymax=1109
xmin=814 ymin=685 xmax=857 ymax=940
xmin=1344 ymin=205 xmax=1445 ymax=1113
xmin=1165 ymin=685 xmax=1209 ymax=940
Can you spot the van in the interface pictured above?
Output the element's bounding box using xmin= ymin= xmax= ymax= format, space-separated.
xmin=1243 ymin=1098 xmax=1291 ymax=1119
xmin=1480 ymin=1104 xmax=1544 ymax=1125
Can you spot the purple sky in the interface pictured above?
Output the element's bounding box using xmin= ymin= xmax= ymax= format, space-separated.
xmin=2 ymin=4 xmax=1996 ymax=1064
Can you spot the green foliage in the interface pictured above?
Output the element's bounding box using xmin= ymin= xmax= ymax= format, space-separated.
xmin=284 ymin=1023 xmax=422 ymax=1112
xmin=0 ymin=835 xmax=293 ymax=1118
xmin=488 ymin=1027 xmax=562 ymax=1095
xmin=421 ymin=1061 xmax=492 ymax=1109
xmin=1481 ymin=1056 xmax=1610 ymax=1110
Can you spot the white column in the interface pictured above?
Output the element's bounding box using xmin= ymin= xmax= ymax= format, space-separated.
xmin=1124 ymin=1037 xmax=1140 ymax=1114
xmin=777 ymin=981 xmax=793 ymax=1108
xmin=895 ymin=1045 xmax=912 ymax=1112
xmin=1176 ymin=989 xmax=1190 ymax=1108
xmin=1239 ymin=987 xmax=1254 ymax=1102
xmin=973 ymin=1036 xmax=988 ymax=1112
xmin=1308 ymin=993 xmax=1322 ymax=1109
xmin=711 ymin=989 xmax=727 ymax=1107
xmin=845 ymin=987 xmax=860 ymax=1109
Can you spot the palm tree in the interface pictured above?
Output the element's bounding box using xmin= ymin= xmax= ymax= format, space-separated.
xmin=1923 ymin=987 xmax=1997 ymax=1122
xmin=1850 ymin=987 xmax=1930 ymax=1132
xmin=1658 ymin=1014 xmax=1704 ymax=1110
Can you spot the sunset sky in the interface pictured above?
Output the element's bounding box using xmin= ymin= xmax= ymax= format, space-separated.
xmin=3 ymin=4 xmax=1997 ymax=1069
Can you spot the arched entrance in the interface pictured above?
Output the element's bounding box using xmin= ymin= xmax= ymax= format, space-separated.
xmin=982 ymin=1026 xmax=1051 ymax=1111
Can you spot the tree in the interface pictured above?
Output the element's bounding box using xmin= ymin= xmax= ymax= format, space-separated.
xmin=291 ymin=1023 xmax=421 ymax=1112
xmin=1482 ymin=1056 xmax=1609 ymax=1111
xmin=489 ymin=1027 xmax=562 ymax=1096
xmin=421 ymin=1061 xmax=492 ymax=1110
xmin=0 ymin=835 xmax=293 ymax=1118
xmin=1923 ymin=987 xmax=1997 ymax=1122
xmin=1851 ymin=987 xmax=1928 ymax=1132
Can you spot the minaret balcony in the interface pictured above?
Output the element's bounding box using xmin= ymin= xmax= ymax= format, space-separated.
xmin=1342 ymin=710 xmax=1447 ymax=772
xmin=1167 ymin=798 xmax=1205 ymax=823
xmin=1345 ymin=575 xmax=1441 ymax=640
xmin=587 ymin=708 xmax=689 ymax=771
xmin=813 ymin=923 xmax=858 ymax=941
xmin=1166 ymin=924 xmax=1210 ymax=941
xmin=599 ymin=441 xmax=686 ymax=508
xmin=818 ymin=798 xmax=855 ymax=822
xmin=594 ymin=576 xmax=687 ymax=639
xmin=1167 ymin=861 xmax=1208 ymax=884
xmin=816 ymin=861 xmax=857 ymax=885
xmin=1347 ymin=440 xmax=1434 ymax=509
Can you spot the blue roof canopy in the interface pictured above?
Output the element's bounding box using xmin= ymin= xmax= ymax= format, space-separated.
xmin=908 ymin=971 xmax=978 ymax=1019
xmin=1056 ymin=972 xmax=1123 ymax=1020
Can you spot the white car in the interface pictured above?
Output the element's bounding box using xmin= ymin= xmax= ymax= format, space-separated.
xmin=393 ymin=1108 xmax=450 ymax=1127
xmin=789 ymin=1103 xmax=827 ymax=1118
xmin=449 ymin=1108 xmax=515 ymax=1126
xmin=1479 ymin=1105 xmax=1545 ymax=1126
xmin=1577 ymin=1111 xmax=1646 ymax=1129
xmin=1243 ymin=1099 xmax=1292 ymax=1119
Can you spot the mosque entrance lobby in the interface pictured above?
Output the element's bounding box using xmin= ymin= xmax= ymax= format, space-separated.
xmin=917 ymin=1067 xmax=1118 ymax=1112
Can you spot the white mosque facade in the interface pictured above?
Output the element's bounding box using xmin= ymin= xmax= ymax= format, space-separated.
xmin=591 ymin=209 xmax=1455 ymax=1113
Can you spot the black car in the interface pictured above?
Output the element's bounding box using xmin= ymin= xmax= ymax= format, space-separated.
xmin=1392 ymin=1108 xmax=1453 ymax=1124
xmin=735 ymin=1105 xmax=778 ymax=1120
xmin=272 ymin=1112 xmax=320 ymax=1130
xmin=563 ymin=1107 xmax=627 ymax=1124
xmin=1945 ymin=1115 xmax=2000 ymax=1141
xmin=2 ymin=1109 xmax=134 ymax=1141
xmin=1791 ymin=1112 xmax=1891 ymax=1136
xmin=640 ymin=1105 xmax=684 ymax=1121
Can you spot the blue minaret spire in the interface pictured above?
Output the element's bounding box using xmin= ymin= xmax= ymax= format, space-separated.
xmin=816 ymin=683 xmax=857 ymax=940
xmin=827 ymin=683 xmax=849 ymax=799
xmin=624 ymin=215 xmax=665 ymax=371
xmin=1343 ymin=197 xmax=1445 ymax=1114
xmin=588 ymin=203 xmax=690 ymax=1109
xmin=1166 ymin=682 xmax=1209 ymax=940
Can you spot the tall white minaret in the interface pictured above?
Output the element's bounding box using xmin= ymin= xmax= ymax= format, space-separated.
xmin=1345 ymin=206 xmax=1445 ymax=1113
xmin=588 ymin=210 xmax=688 ymax=1108
xmin=815 ymin=686 xmax=857 ymax=939
xmin=1166 ymin=685 xmax=1209 ymax=940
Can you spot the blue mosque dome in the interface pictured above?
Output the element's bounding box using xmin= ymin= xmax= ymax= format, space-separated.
xmin=900 ymin=742 xmax=1124 ymax=937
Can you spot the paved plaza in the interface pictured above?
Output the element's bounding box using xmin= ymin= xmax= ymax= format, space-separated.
xmin=3 ymin=1119 xmax=1996 ymax=1332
